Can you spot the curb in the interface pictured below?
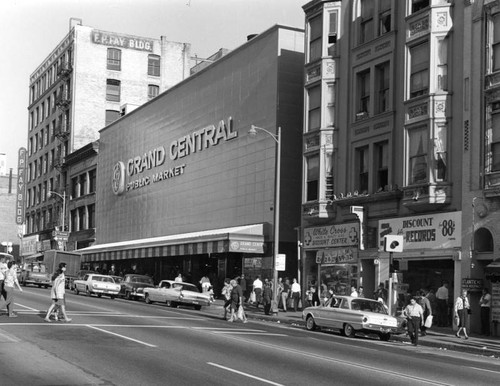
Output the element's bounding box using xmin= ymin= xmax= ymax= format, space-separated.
xmin=201 ymin=305 xmax=500 ymax=358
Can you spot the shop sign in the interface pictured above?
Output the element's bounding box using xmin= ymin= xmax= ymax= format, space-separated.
xmin=21 ymin=235 xmax=39 ymax=256
xmin=378 ymin=211 xmax=461 ymax=250
xmin=244 ymin=257 xmax=262 ymax=268
xmin=276 ymin=254 xmax=286 ymax=271
xmin=16 ymin=147 xmax=27 ymax=225
xmin=230 ymin=240 xmax=264 ymax=253
xmin=315 ymin=248 xmax=358 ymax=265
xmin=461 ymin=278 xmax=483 ymax=292
xmin=303 ymin=223 xmax=359 ymax=250
xmin=92 ymin=30 xmax=153 ymax=52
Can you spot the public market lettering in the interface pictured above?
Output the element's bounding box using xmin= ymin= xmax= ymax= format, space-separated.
xmin=92 ymin=31 xmax=153 ymax=52
xmin=127 ymin=164 xmax=186 ymax=191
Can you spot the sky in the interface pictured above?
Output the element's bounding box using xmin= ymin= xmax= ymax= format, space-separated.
xmin=0 ymin=0 xmax=306 ymax=172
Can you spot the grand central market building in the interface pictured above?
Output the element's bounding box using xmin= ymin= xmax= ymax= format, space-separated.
xmin=78 ymin=25 xmax=305 ymax=294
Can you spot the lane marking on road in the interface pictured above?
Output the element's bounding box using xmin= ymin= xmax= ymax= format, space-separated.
xmin=14 ymin=303 xmax=39 ymax=312
xmin=86 ymin=325 xmax=157 ymax=347
xmin=467 ymin=367 xmax=500 ymax=374
xmin=208 ymin=362 xmax=284 ymax=386
xmin=211 ymin=331 xmax=288 ymax=336
xmin=209 ymin=333 xmax=454 ymax=386
xmin=0 ymin=328 xmax=21 ymax=343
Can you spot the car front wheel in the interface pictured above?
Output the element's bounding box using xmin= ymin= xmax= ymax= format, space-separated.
xmin=379 ymin=333 xmax=390 ymax=341
xmin=305 ymin=315 xmax=317 ymax=331
xmin=343 ymin=323 xmax=356 ymax=338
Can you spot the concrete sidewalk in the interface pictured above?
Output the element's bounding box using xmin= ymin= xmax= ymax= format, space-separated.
xmin=203 ymin=299 xmax=500 ymax=358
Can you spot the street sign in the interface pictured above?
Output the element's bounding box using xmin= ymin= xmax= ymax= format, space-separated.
xmin=275 ymin=253 xmax=286 ymax=271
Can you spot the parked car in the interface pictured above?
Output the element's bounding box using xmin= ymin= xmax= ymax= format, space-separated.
xmin=119 ymin=274 xmax=154 ymax=300
xmin=144 ymin=280 xmax=213 ymax=310
xmin=73 ymin=273 xmax=121 ymax=299
xmin=302 ymin=296 xmax=402 ymax=341
xmin=19 ymin=262 xmax=51 ymax=288
xmin=70 ymin=270 xmax=96 ymax=290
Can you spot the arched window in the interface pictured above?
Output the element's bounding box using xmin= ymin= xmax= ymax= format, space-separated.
xmin=474 ymin=228 xmax=494 ymax=253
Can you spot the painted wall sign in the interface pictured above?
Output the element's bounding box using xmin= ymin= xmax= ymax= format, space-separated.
xmin=16 ymin=147 xmax=27 ymax=225
xmin=92 ymin=30 xmax=153 ymax=52
xmin=112 ymin=117 xmax=238 ymax=195
xmin=315 ymin=248 xmax=358 ymax=265
xmin=21 ymin=235 xmax=39 ymax=256
xmin=303 ymin=223 xmax=360 ymax=250
xmin=378 ymin=211 xmax=461 ymax=250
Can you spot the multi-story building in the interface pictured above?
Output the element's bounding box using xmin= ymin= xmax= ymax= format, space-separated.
xmin=24 ymin=19 xmax=191 ymax=255
xmin=78 ymin=25 xmax=304 ymax=293
xmin=0 ymin=170 xmax=20 ymax=259
xmin=300 ymin=0 xmax=487 ymax=327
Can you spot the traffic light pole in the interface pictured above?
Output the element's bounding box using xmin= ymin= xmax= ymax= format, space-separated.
xmin=387 ymin=252 xmax=393 ymax=315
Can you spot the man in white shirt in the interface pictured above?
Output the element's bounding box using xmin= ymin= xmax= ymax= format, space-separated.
xmin=252 ymin=276 xmax=263 ymax=308
xmin=435 ymin=281 xmax=449 ymax=327
xmin=291 ymin=278 xmax=301 ymax=312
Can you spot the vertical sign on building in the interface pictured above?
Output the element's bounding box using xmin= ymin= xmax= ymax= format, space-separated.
xmin=16 ymin=147 xmax=27 ymax=225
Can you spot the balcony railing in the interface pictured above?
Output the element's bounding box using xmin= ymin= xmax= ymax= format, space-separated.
xmin=57 ymin=62 xmax=73 ymax=78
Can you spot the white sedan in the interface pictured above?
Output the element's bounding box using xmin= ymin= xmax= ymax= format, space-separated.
xmin=144 ymin=280 xmax=213 ymax=310
xmin=302 ymin=296 xmax=402 ymax=341
xmin=73 ymin=273 xmax=121 ymax=299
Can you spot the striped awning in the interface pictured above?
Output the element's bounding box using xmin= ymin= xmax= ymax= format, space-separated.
xmin=78 ymin=224 xmax=266 ymax=263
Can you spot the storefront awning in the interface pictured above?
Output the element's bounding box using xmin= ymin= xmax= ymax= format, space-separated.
xmin=77 ymin=224 xmax=266 ymax=262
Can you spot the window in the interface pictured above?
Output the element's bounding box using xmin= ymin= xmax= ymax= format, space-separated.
xmin=379 ymin=0 xmax=391 ymax=35
xmin=412 ymin=0 xmax=429 ymax=14
xmin=80 ymin=173 xmax=87 ymax=196
xmin=148 ymin=85 xmax=159 ymax=99
xmin=148 ymin=55 xmax=160 ymax=76
xmin=434 ymin=124 xmax=447 ymax=181
xmin=408 ymin=127 xmax=428 ymax=184
xmin=89 ymin=169 xmax=96 ymax=193
xmin=306 ymin=155 xmax=319 ymax=201
xmin=71 ymin=176 xmax=78 ymax=198
xmin=327 ymin=12 xmax=338 ymax=56
xmin=357 ymin=70 xmax=370 ymax=115
xmin=106 ymin=79 xmax=121 ymax=102
xmin=437 ymin=38 xmax=448 ymax=91
xmin=409 ymin=42 xmax=429 ymax=98
xmin=78 ymin=206 xmax=85 ymax=230
xmin=88 ymin=204 xmax=95 ymax=228
xmin=356 ymin=146 xmax=369 ymax=193
xmin=491 ymin=113 xmax=500 ymax=172
xmin=107 ymin=48 xmax=121 ymax=71
xmin=308 ymin=86 xmax=321 ymax=131
xmin=375 ymin=142 xmax=389 ymax=190
xmin=105 ymin=110 xmax=121 ymax=126
xmin=360 ymin=0 xmax=374 ymax=45
xmin=309 ymin=15 xmax=322 ymax=62
xmin=493 ymin=14 xmax=500 ymax=72
xmin=375 ymin=62 xmax=390 ymax=114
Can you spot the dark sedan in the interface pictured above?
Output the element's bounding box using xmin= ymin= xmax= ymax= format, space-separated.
xmin=119 ymin=274 xmax=155 ymax=300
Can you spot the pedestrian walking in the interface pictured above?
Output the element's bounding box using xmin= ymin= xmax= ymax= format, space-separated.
xmin=291 ymin=278 xmax=301 ymax=312
xmin=480 ymin=288 xmax=492 ymax=336
xmin=262 ymin=282 xmax=273 ymax=315
xmin=454 ymin=289 xmax=470 ymax=339
xmin=0 ymin=255 xmax=8 ymax=301
xmin=44 ymin=263 xmax=72 ymax=323
xmin=403 ymin=297 xmax=424 ymax=346
xmin=199 ymin=275 xmax=211 ymax=293
xmin=228 ymin=279 xmax=247 ymax=323
xmin=252 ymin=276 xmax=263 ymax=309
xmin=221 ymin=278 xmax=232 ymax=320
xmin=417 ymin=290 xmax=432 ymax=336
xmin=2 ymin=261 xmax=23 ymax=317
xmin=436 ymin=281 xmax=449 ymax=327
xmin=239 ymin=274 xmax=247 ymax=302
xmin=281 ymin=278 xmax=290 ymax=312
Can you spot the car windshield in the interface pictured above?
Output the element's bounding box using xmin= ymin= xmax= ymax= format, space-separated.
xmin=351 ymin=299 xmax=388 ymax=314
xmin=94 ymin=276 xmax=114 ymax=283
xmin=131 ymin=276 xmax=153 ymax=284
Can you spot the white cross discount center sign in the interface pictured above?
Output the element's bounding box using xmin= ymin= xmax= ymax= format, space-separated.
xmin=303 ymin=223 xmax=359 ymax=250
xmin=378 ymin=211 xmax=461 ymax=251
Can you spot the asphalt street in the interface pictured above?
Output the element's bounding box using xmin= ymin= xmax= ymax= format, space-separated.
xmin=1 ymin=287 xmax=500 ymax=385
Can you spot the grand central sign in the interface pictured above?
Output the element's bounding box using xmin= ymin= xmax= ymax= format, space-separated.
xmin=112 ymin=117 xmax=238 ymax=195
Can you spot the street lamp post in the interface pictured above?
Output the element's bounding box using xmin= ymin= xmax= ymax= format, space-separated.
xmin=48 ymin=190 xmax=66 ymax=232
xmin=249 ymin=125 xmax=281 ymax=309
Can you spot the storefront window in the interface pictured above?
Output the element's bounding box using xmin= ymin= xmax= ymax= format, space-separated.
xmin=320 ymin=264 xmax=358 ymax=296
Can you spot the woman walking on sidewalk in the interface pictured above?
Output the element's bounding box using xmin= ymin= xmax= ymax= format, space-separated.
xmin=454 ymin=289 xmax=470 ymax=339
